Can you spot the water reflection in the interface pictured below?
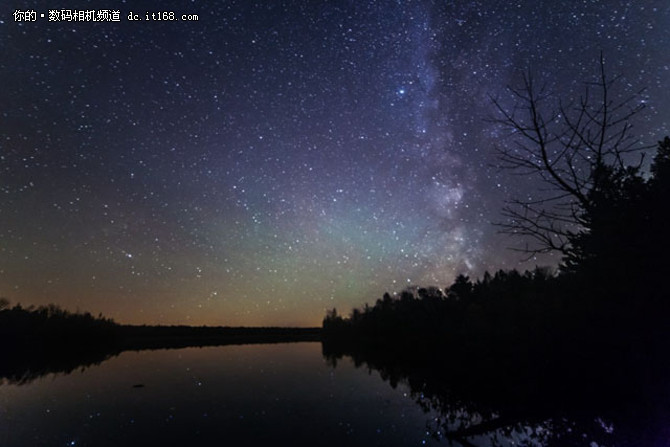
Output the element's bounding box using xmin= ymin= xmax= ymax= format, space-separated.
xmin=0 ymin=343 xmax=443 ymax=446
xmin=1 ymin=329 xmax=319 ymax=386
xmin=322 ymin=342 xmax=670 ymax=446
xmin=3 ymin=342 xmax=669 ymax=446
xmin=0 ymin=346 xmax=121 ymax=386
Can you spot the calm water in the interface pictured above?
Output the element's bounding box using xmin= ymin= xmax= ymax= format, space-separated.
xmin=0 ymin=343 xmax=445 ymax=447
xmin=4 ymin=342 xmax=668 ymax=446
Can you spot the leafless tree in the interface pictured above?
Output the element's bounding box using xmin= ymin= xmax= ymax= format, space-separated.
xmin=490 ymin=54 xmax=648 ymax=259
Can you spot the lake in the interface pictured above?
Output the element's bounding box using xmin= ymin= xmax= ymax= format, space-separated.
xmin=0 ymin=342 xmax=446 ymax=446
xmin=2 ymin=341 xmax=668 ymax=446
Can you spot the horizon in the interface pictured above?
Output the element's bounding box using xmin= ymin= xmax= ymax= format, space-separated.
xmin=2 ymin=1 xmax=669 ymax=327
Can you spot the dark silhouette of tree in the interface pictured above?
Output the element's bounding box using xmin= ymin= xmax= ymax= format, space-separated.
xmin=446 ymin=274 xmax=473 ymax=300
xmin=0 ymin=300 xmax=119 ymax=347
xmin=558 ymin=136 xmax=670 ymax=309
xmin=491 ymin=54 xmax=648 ymax=259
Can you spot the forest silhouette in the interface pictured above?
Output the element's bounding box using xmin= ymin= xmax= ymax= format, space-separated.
xmin=324 ymin=135 xmax=670 ymax=350
xmin=0 ymin=299 xmax=319 ymax=384
xmin=322 ymin=60 xmax=670 ymax=443
xmin=322 ymin=132 xmax=670 ymax=443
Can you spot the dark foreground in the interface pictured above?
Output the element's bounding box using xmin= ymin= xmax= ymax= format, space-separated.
xmin=3 ymin=333 xmax=668 ymax=446
xmin=322 ymin=338 xmax=670 ymax=446
xmin=3 ymin=300 xmax=670 ymax=445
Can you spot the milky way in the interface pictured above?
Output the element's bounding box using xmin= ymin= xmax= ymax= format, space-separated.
xmin=2 ymin=1 xmax=669 ymax=325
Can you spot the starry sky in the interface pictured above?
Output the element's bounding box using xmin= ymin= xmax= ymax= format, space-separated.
xmin=2 ymin=1 xmax=669 ymax=326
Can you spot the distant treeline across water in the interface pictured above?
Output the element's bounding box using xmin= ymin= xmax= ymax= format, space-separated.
xmin=0 ymin=300 xmax=320 ymax=384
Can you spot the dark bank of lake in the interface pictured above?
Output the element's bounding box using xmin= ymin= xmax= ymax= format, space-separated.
xmin=1 ymin=342 xmax=668 ymax=446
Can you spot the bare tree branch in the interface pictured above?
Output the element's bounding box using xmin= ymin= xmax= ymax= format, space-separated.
xmin=491 ymin=55 xmax=649 ymax=257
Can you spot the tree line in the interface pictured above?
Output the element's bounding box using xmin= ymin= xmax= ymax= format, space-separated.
xmin=323 ymin=58 xmax=670 ymax=372
xmin=0 ymin=298 xmax=119 ymax=348
xmin=324 ymin=139 xmax=670 ymax=360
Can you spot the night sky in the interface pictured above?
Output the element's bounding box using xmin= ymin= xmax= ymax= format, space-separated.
xmin=2 ymin=1 xmax=669 ymax=326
